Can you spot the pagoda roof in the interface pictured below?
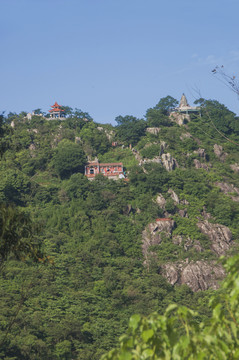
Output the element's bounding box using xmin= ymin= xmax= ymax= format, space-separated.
xmin=49 ymin=101 xmax=64 ymax=113
xmin=49 ymin=108 xmax=64 ymax=112
xmin=51 ymin=101 xmax=62 ymax=108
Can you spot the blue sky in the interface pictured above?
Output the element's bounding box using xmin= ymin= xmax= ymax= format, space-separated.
xmin=1 ymin=0 xmax=239 ymax=124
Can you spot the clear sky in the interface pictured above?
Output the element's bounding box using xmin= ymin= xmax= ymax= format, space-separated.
xmin=1 ymin=0 xmax=239 ymax=124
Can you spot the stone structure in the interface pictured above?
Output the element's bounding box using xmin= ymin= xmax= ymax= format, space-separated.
xmin=170 ymin=94 xmax=200 ymax=125
xmin=174 ymin=94 xmax=200 ymax=115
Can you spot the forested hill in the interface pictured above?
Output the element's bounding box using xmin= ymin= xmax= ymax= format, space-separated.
xmin=1 ymin=96 xmax=239 ymax=359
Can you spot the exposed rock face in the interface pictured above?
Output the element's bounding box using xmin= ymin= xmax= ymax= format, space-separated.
xmin=194 ymin=148 xmax=207 ymax=159
xmin=197 ymin=220 xmax=232 ymax=256
xmin=230 ymin=163 xmax=239 ymax=173
xmin=140 ymin=156 xmax=162 ymax=166
xmin=213 ymin=144 xmax=228 ymax=161
xmin=178 ymin=209 xmax=188 ymax=218
xmin=161 ymin=153 xmax=178 ymax=171
xmin=155 ymin=193 xmax=166 ymax=209
xmin=180 ymin=132 xmax=192 ymax=140
xmin=193 ymin=159 xmax=211 ymax=170
xmin=146 ymin=127 xmax=161 ymax=135
xmin=170 ymin=113 xmax=190 ymax=126
xmin=215 ymin=182 xmax=239 ymax=202
xmin=161 ymin=261 xmax=225 ymax=292
xmin=142 ymin=219 xmax=175 ymax=260
xmin=168 ymin=189 xmax=180 ymax=204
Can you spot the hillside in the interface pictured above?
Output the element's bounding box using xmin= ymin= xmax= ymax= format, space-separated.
xmin=1 ymin=95 xmax=239 ymax=359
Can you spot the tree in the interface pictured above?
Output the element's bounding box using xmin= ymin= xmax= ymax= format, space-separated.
xmin=52 ymin=140 xmax=87 ymax=179
xmin=0 ymin=204 xmax=41 ymax=267
xmin=145 ymin=96 xmax=178 ymax=127
xmin=115 ymin=115 xmax=146 ymax=145
xmin=101 ymin=254 xmax=239 ymax=360
xmin=153 ymin=96 xmax=178 ymax=115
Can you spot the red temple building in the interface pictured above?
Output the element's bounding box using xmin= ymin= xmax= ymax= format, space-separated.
xmin=49 ymin=102 xmax=66 ymax=119
xmin=85 ymin=161 xmax=124 ymax=180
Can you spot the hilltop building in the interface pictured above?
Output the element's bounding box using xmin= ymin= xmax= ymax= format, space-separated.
xmin=173 ymin=94 xmax=200 ymax=115
xmin=85 ymin=161 xmax=124 ymax=180
xmin=170 ymin=94 xmax=200 ymax=126
xmin=49 ymin=102 xmax=66 ymax=119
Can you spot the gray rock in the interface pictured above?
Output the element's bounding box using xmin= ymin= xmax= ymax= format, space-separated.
xmin=146 ymin=127 xmax=161 ymax=135
xmin=213 ymin=144 xmax=228 ymax=161
xmin=215 ymin=182 xmax=239 ymax=201
xmin=161 ymin=153 xmax=178 ymax=171
xmin=142 ymin=219 xmax=175 ymax=260
xmin=193 ymin=148 xmax=207 ymax=159
xmin=230 ymin=163 xmax=239 ymax=173
xmin=193 ymin=159 xmax=211 ymax=170
xmin=178 ymin=209 xmax=188 ymax=218
xmin=181 ymin=261 xmax=225 ymax=291
xmin=170 ymin=113 xmax=191 ymax=126
xmin=155 ymin=193 xmax=166 ymax=209
xmin=168 ymin=189 xmax=180 ymax=204
xmin=197 ymin=220 xmax=232 ymax=256
xmin=161 ymin=260 xmax=225 ymax=291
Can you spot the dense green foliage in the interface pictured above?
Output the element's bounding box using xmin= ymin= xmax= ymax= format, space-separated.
xmin=102 ymin=254 xmax=239 ymax=360
xmin=1 ymin=96 xmax=239 ymax=359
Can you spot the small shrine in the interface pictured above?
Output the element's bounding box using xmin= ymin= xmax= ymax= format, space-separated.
xmin=170 ymin=94 xmax=201 ymax=126
xmin=173 ymin=94 xmax=200 ymax=115
xmin=49 ymin=102 xmax=66 ymax=119
xmin=85 ymin=161 xmax=124 ymax=180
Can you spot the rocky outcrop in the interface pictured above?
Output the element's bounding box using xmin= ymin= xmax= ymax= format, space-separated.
xmin=142 ymin=219 xmax=175 ymax=260
xmin=193 ymin=159 xmax=211 ymax=170
xmin=213 ymin=144 xmax=228 ymax=161
xmin=172 ymin=236 xmax=201 ymax=251
xmin=161 ymin=153 xmax=178 ymax=171
xmin=197 ymin=220 xmax=232 ymax=256
xmin=215 ymin=182 xmax=239 ymax=202
xmin=194 ymin=148 xmax=207 ymax=159
xmin=155 ymin=193 xmax=166 ymax=209
xmin=230 ymin=163 xmax=239 ymax=173
xmin=170 ymin=113 xmax=190 ymax=126
xmin=180 ymin=132 xmax=192 ymax=140
xmin=168 ymin=189 xmax=180 ymax=204
xmin=146 ymin=127 xmax=161 ymax=135
xmin=178 ymin=209 xmax=188 ymax=218
xmin=161 ymin=261 xmax=225 ymax=292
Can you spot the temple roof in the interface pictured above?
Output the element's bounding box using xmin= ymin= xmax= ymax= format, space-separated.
xmin=49 ymin=101 xmax=64 ymax=113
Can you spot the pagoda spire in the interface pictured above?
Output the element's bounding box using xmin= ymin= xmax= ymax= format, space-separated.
xmin=179 ymin=93 xmax=190 ymax=108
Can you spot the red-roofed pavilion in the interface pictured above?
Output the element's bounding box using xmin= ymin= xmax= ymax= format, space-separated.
xmin=49 ymin=102 xmax=65 ymax=119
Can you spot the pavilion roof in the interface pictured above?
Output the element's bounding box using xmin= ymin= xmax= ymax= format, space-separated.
xmin=49 ymin=101 xmax=64 ymax=113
